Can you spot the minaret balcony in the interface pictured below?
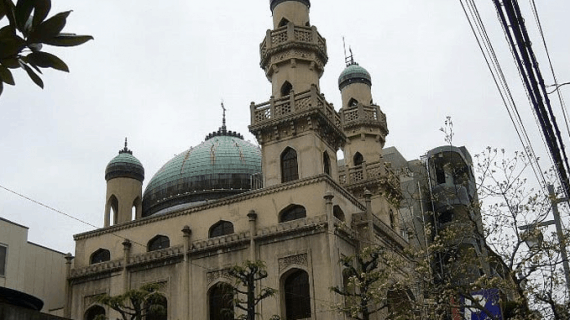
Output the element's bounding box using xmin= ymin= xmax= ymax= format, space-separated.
xmin=250 ymin=85 xmax=341 ymax=129
xmin=260 ymin=24 xmax=327 ymax=68
xmin=341 ymin=104 xmax=388 ymax=135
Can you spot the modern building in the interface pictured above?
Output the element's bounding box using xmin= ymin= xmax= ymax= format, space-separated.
xmin=66 ymin=1 xmax=414 ymax=320
xmin=0 ymin=217 xmax=67 ymax=316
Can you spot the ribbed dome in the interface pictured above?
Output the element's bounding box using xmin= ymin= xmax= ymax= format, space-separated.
xmin=105 ymin=142 xmax=144 ymax=182
xmin=338 ymin=63 xmax=372 ymax=90
xmin=142 ymin=130 xmax=261 ymax=216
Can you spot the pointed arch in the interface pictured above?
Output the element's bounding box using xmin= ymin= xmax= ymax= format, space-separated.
xmin=333 ymin=205 xmax=345 ymax=221
xmin=323 ymin=151 xmax=331 ymax=175
xmin=147 ymin=235 xmax=170 ymax=252
xmin=281 ymin=147 xmax=299 ymax=183
xmin=282 ymin=269 xmax=311 ymax=319
xmin=209 ymin=282 xmax=234 ymax=320
xmin=281 ymin=81 xmax=293 ymax=97
xmin=132 ymin=196 xmax=141 ymax=221
xmin=209 ymin=220 xmax=234 ymax=238
xmin=84 ymin=305 xmax=105 ymax=320
xmin=146 ymin=294 xmax=167 ymax=320
xmin=279 ymin=204 xmax=306 ymax=223
xmin=90 ymin=249 xmax=110 ymax=265
xmin=278 ymin=17 xmax=289 ymax=27
xmin=106 ymin=194 xmax=119 ymax=226
xmin=353 ymin=152 xmax=364 ymax=166
xmin=389 ymin=209 xmax=396 ymax=229
xmin=348 ymin=98 xmax=359 ymax=107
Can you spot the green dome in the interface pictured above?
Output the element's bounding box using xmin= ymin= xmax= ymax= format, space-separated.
xmin=142 ymin=129 xmax=261 ymax=216
xmin=338 ymin=63 xmax=372 ymax=90
xmin=105 ymin=143 xmax=144 ymax=182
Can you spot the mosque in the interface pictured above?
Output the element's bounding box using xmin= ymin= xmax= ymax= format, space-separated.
xmin=65 ymin=1 xmax=418 ymax=319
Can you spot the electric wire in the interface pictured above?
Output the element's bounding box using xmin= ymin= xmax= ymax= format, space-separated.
xmin=459 ymin=0 xmax=548 ymax=192
xmin=529 ymin=0 xmax=570 ymax=138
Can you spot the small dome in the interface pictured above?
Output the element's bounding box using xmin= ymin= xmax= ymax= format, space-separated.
xmin=142 ymin=130 xmax=261 ymax=217
xmin=270 ymin=0 xmax=310 ymax=12
xmin=338 ymin=63 xmax=372 ymax=90
xmin=105 ymin=140 xmax=144 ymax=182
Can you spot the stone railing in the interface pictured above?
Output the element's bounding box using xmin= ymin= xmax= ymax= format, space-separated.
xmin=70 ymin=259 xmax=122 ymax=278
xmin=338 ymin=161 xmax=399 ymax=188
xmin=129 ymin=245 xmax=184 ymax=265
xmin=250 ymin=85 xmax=341 ymax=128
xmin=256 ymin=215 xmax=327 ymax=239
xmin=341 ymin=104 xmax=387 ymax=131
xmin=260 ymin=24 xmax=327 ymax=60
xmin=191 ymin=231 xmax=250 ymax=251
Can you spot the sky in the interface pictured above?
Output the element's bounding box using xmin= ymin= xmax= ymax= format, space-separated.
xmin=1 ymin=0 xmax=569 ymax=254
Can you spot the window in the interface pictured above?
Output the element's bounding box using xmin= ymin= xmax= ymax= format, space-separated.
xmin=435 ymin=165 xmax=446 ymax=184
xmin=90 ymin=249 xmax=110 ymax=265
xmin=281 ymin=147 xmax=299 ymax=183
xmin=387 ymin=289 xmax=413 ymax=318
xmin=333 ymin=205 xmax=345 ymax=221
xmin=278 ymin=18 xmax=289 ymax=27
xmin=209 ymin=283 xmax=234 ymax=320
xmin=209 ymin=221 xmax=234 ymax=238
xmin=284 ymin=270 xmax=311 ymax=319
xmin=348 ymin=98 xmax=358 ymax=107
xmin=353 ymin=152 xmax=363 ymax=166
xmin=0 ymin=245 xmax=6 ymax=277
xmin=85 ymin=305 xmax=105 ymax=320
xmin=146 ymin=295 xmax=167 ymax=320
xmin=438 ymin=210 xmax=453 ymax=224
xmin=148 ymin=235 xmax=170 ymax=252
xmin=281 ymin=81 xmax=293 ymax=97
xmin=389 ymin=209 xmax=396 ymax=229
xmin=323 ymin=152 xmax=331 ymax=175
xmin=280 ymin=205 xmax=306 ymax=222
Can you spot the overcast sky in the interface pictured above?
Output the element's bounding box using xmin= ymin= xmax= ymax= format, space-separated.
xmin=1 ymin=0 xmax=569 ymax=254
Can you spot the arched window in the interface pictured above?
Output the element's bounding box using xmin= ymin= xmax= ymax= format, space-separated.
xmin=132 ymin=197 xmax=141 ymax=221
xmin=323 ymin=152 xmax=331 ymax=175
xmin=389 ymin=209 xmax=396 ymax=229
xmin=209 ymin=221 xmax=234 ymax=238
xmin=281 ymin=147 xmax=299 ymax=183
xmin=146 ymin=295 xmax=167 ymax=320
xmin=85 ymin=305 xmax=105 ymax=320
xmin=148 ymin=235 xmax=170 ymax=252
xmin=278 ymin=18 xmax=289 ymax=27
xmin=107 ymin=195 xmax=118 ymax=225
xmin=281 ymin=81 xmax=293 ymax=97
xmin=333 ymin=205 xmax=345 ymax=221
xmin=353 ymin=152 xmax=364 ymax=166
xmin=387 ymin=289 xmax=413 ymax=318
xmin=284 ymin=270 xmax=311 ymax=319
xmin=280 ymin=205 xmax=306 ymax=223
xmin=90 ymin=249 xmax=110 ymax=264
xmin=348 ymin=98 xmax=358 ymax=107
xmin=209 ymin=283 xmax=234 ymax=320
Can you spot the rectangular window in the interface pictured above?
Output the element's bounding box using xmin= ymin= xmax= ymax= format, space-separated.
xmin=0 ymin=245 xmax=6 ymax=277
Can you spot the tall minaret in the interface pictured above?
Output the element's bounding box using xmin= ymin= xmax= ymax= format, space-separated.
xmin=104 ymin=139 xmax=144 ymax=226
xmin=338 ymin=55 xmax=388 ymax=169
xmin=250 ymin=0 xmax=345 ymax=187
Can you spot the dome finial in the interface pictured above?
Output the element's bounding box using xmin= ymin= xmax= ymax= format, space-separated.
xmin=221 ymin=101 xmax=226 ymax=130
xmin=119 ymin=137 xmax=133 ymax=155
xmin=343 ymin=38 xmax=356 ymax=67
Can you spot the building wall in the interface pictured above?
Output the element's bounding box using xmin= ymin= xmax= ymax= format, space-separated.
xmin=0 ymin=218 xmax=67 ymax=315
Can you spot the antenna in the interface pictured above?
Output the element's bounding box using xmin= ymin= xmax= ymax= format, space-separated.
xmin=343 ymin=38 xmax=355 ymax=66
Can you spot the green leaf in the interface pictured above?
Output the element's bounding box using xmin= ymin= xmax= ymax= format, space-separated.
xmin=15 ymin=0 xmax=33 ymax=32
xmin=0 ymin=64 xmax=15 ymax=85
xmin=28 ymin=10 xmax=69 ymax=43
xmin=0 ymin=25 xmax=12 ymax=37
xmin=42 ymin=34 xmax=93 ymax=47
xmin=32 ymin=0 xmax=51 ymax=28
xmin=1 ymin=0 xmax=17 ymax=32
xmin=0 ymin=33 xmax=26 ymax=59
xmin=21 ymin=62 xmax=43 ymax=88
xmin=26 ymin=51 xmax=68 ymax=72
xmin=1 ymin=57 xmax=20 ymax=68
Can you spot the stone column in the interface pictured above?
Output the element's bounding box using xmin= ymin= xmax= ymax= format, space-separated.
xmin=182 ymin=226 xmax=192 ymax=320
xmin=122 ymin=239 xmax=131 ymax=292
xmin=247 ymin=210 xmax=258 ymax=261
xmin=324 ymin=192 xmax=341 ymax=319
xmin=64 ymin=253 xmax=74 ymax=319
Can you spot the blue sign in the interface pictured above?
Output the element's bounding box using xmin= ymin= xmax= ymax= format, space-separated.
xmin=461 ymin=289 xmax=502 ymax=320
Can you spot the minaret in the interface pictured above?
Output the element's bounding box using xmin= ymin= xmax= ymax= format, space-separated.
xmin=250 ymin=0 xmax=345 ymax=187
xmin=338 ymin=54 xmax=388 ymax=168
xmin=104 ymin=138 xmax=144 ymax=226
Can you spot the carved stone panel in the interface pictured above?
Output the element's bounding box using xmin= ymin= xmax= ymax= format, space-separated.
xmin=207 ymin=269 xmax=232 ymax=284
xmin=278 ymin=253 xmax=308 ymax=272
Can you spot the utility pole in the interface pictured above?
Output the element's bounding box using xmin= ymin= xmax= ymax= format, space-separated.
xmin=548 ymin=184 xmax=570 ymax=296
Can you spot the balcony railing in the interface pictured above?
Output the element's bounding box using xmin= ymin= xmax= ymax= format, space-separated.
xmin=340 ymin=104 xmax=387 ymax=131
xmin=250 ymin=85 xmax=341 ymax=128
xmin=338 ymin=161 xmax=399 ymax=189
xmin=260 ymin=24 xmax=327 ymax=61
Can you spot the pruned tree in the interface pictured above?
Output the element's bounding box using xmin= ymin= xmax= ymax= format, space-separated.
xmin=0 ymin=0 xmax=93 ymax=96
xmin=94 ymin=283 xmax=167 ymax=320
xmin=228 ymin=260 xmax=279 ymax=320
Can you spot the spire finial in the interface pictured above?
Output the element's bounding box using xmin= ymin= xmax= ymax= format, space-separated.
xmin=221 ymin=101 xmax=226 ymax=129
xmin=119 ymin=137 xmax=133 ymax=155
xmin=343 ymin=38 xmax=356 ymax=67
